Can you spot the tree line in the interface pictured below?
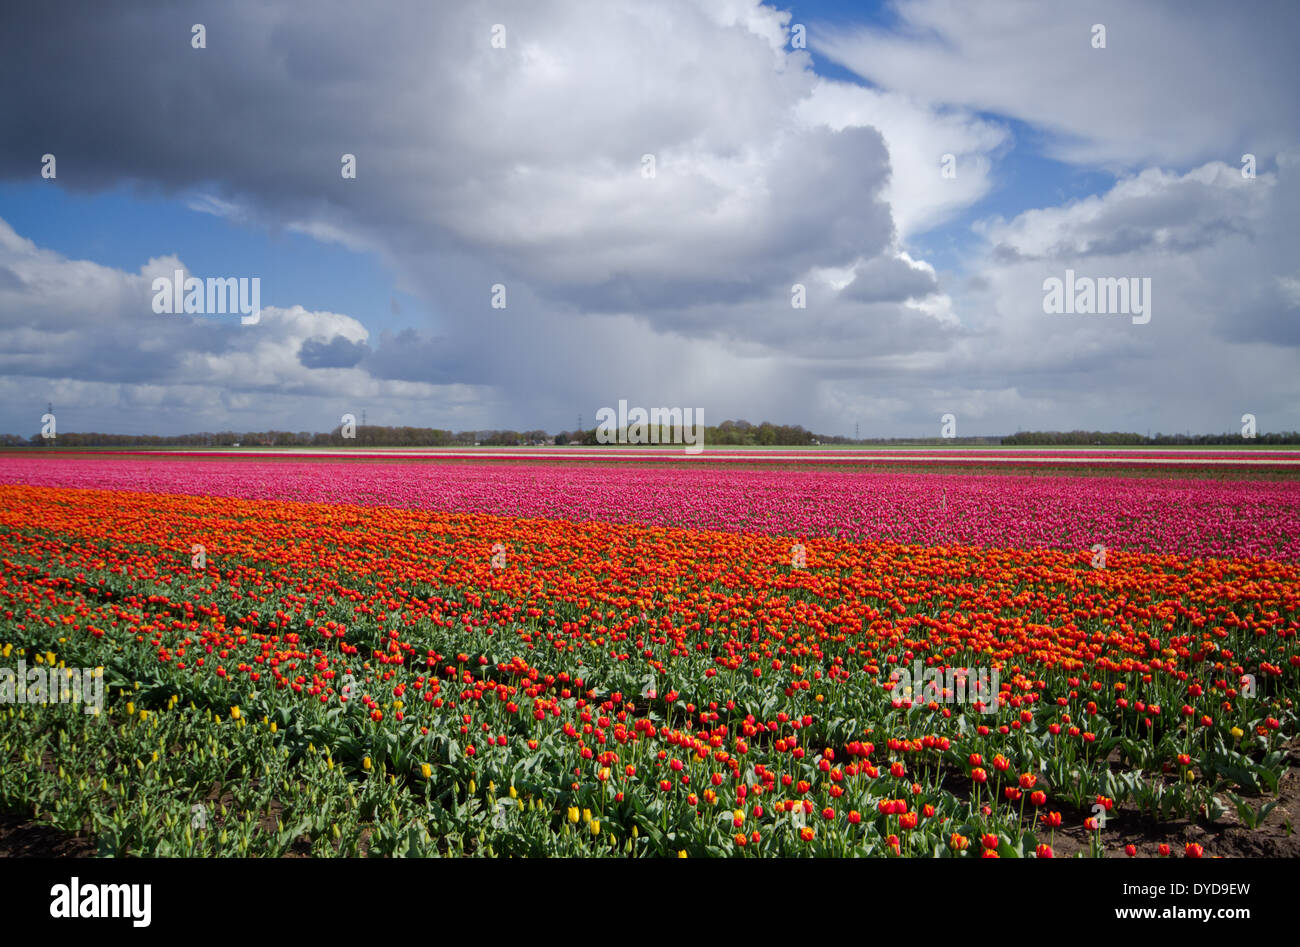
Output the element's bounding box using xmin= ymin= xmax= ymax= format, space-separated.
xmin=5 ymin=424 xmax=1297 ymax=448
xmin=3 ymin=427 xmax=547 ymax=448
xmin=1002 ymin=430 xmax=1300 ymax=446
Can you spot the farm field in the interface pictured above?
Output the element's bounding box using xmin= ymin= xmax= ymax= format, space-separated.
xmin=0 ymin=452 xmax=1297 ymax=858
xmin=3 ymin=452 xmax=1299 ymax=559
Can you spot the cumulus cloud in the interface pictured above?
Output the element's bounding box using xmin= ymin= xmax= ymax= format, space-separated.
xmin=0 ymin=221 xmax=499 ymax=432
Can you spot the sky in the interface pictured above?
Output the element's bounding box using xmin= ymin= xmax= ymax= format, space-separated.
xmin=0 ymin=0 xmax=1297 ymax=438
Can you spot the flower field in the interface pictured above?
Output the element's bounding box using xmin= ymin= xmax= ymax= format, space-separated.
xmin=3 ymin=453 xmax=1299 ymax=560
xmin=1 ymin=458 xmax=1298 ymax=858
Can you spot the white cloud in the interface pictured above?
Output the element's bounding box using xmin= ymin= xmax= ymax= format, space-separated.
xmin=796 ymin=78 xmax=1009 ymax=239
xmin=813 ymin=0 xmax=1299 ymax=169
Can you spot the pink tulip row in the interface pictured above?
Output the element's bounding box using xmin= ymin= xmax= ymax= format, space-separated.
xmin=77 ymin=446 xmax=1300 ymax=466
xmin=2 ymin=454 xmax=1297 ymax=560
xmin=0 ymin=452 xmax=1294 ymax=559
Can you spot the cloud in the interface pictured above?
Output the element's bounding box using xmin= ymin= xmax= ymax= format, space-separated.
xmin=0 ymin=0 xmax=902 ymax=324
xmin=299 ymin=335 xmax=369 ymax=369
xmin=842 ymin=251 xmax=940 ymax=304
xmin=361 ymin=328 xmax=459 ymax=384
xmin=971 ymin=156 xmax=1300 ymax=346
xmin=795 ymin=78 xmax=1009 ymax=239
xmin=0 ymin=0 xmax=958 ymax=424
xmin=812 ymin=0 xmax=1300 ymax=169
xmin=0 ymin=0 xmax=1296 ymax=437
xmin=0 ymin=221 xmax=499 ymax=432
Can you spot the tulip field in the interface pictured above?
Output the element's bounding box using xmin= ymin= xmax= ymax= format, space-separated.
xmin=0 ymin=451 xmax=1297 ymax=858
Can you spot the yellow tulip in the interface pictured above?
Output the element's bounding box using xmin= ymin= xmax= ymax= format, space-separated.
xmin=677 ymin=850 xmax=687 ymax=858
xmin=420 ymin=763 xmax=432 ymax=779
xmin=589 ymin=820 xmax=600 ymax=836
xmin=230 ymin=706 xmax=241 ymax=721
xmin=567 ymin=807 xmax=580 ymax=824
xmin=362 ymin=756 xmax=372 ymax=771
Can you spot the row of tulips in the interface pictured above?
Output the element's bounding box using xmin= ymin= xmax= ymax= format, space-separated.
xmin=2 ymin=454 xmax=1298 ymax=559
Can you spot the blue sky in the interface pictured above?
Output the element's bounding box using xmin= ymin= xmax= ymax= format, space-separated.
xmin=0 ymin=182 xmax=430 ymax=339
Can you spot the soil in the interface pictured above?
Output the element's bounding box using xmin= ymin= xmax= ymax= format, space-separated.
xmin=0 ymin=813 xmax=96 ymax=857
xmin=1046 ymin=738 xmax=1300 ymax=858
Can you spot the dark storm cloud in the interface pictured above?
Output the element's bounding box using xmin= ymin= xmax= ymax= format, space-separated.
xmin=299 ymin=335 xmax=369 ymax=369
xmin=0 ymin=1 xmax=897 ymax=328
xmin=360 ymin=328 xmax=466 ymax=384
